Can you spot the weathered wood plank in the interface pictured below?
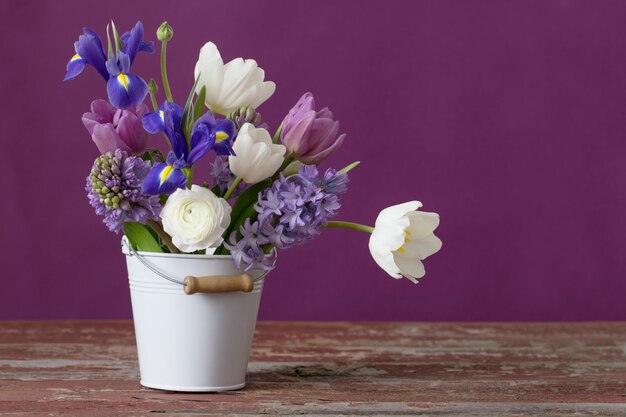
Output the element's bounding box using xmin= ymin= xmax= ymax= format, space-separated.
xmin=0 ymin=321 xmax=625 ymax=416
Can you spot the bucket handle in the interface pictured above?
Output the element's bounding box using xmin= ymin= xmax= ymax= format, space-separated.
xmin=183 ymin=274 xmax=253 ymax=295
xmin=122 ymin=237 xmax=268 ymax=295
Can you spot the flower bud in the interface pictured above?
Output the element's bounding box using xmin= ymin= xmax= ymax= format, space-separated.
xmin=157 ymin=21 xmax=173 ymax=42
xmin=148 ymin=78 xmax=158 ymax=95
xmin=227 ymin=106 xmax=266 ymax=130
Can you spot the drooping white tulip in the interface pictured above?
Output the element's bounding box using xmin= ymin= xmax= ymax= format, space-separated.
xmin=229 ymin=123 xmax=286 ymax=184
xmin=194 ymin=42 xmax=276 ymax=115
xmin=368 ymin=201 xmax=442 ymax=283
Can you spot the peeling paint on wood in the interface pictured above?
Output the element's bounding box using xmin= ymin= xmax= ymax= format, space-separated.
xmin=0 ymin=321 xmax=625 ymax=416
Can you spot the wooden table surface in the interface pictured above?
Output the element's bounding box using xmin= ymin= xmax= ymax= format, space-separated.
xmin=1 ymin=321 xmax=625 ymax=416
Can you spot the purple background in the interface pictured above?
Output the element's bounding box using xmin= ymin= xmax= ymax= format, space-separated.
xmin=1 ymin=0 xmax=625 ymax=321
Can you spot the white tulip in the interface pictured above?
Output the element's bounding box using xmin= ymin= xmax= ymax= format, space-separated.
xmin=161 ymin=185 xmax=231 ymax=253
xmin=229 ymin=123 xmax=286 ymax=184
xmin=194 ymin=42 xmax=276 ymax=115
xmin=368 ymin=201 xmax=442 ymax=283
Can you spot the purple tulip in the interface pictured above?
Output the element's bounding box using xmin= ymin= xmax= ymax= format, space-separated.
xmin=82 ymin=99 xmax=150 ymax=155
xmin=280 ymin=92 xmax=346 ymax=165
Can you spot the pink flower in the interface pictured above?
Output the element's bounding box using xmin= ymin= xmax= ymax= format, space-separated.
xmin=280 ymin=93 xmax=346 ymax=165
xmin=82 ymin=99 xmax=150 ymax=155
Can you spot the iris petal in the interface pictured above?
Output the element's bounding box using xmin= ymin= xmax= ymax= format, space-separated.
xmin=188 ymin=124 xmax=213 ymax=165
xmin=186 ymin=112 xmax=216 ymax=164
xmin=118 ymin=52 xmax=131 ymax=75
xmin=74 ymin=28 xmax=108 ymax=80
xmin=121 ymin=21 xmax=149 ymax=63
xmin=142 ymin=110 xmax=165 ymax=133
xmin=161 ymin=102 xmax=187 ymax=159
xmin=142 ymin=162 xmax=187 ymax=195
xmin=106 ymin=72 xmax=148 ymax=110
xmin=213 ymin=119 xmax=237 ymax=156
xmin=138 ymin=41 xmax=155 ymax=53
xmin=105 ymin=59 xmax=120 ymax=77
xmin=64 ymin=55 xmax=86 ymax=81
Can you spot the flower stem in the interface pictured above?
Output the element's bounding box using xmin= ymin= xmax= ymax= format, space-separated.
xmin=184 ymin=166 xmax=194 ymax=189
xmin=223 ymin=176 xmax=243 ymax=201
xmin=324 ymin=221 xmax=374 ymax=234
xmin=278 ymin=153 xmax=294 ymax=173
xmin=160 ymin=41 xmax=174 ymax=102
xmin=147 ymin=219 xmax=180 ymax=253
xmin=149 ymin=90 xmax=159 ymax=111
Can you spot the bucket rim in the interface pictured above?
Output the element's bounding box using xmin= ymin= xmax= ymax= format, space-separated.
xmin=121 ymin=236 xmax=276 ymax=262
xmin=129 ymin=250 xmax=237 ymax=260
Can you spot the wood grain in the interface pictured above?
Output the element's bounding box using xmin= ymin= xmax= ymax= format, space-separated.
xmin=1 ymin=321 xmax=625 ymax=416
xmin=184 ymin=274 xmax=254 ymax=294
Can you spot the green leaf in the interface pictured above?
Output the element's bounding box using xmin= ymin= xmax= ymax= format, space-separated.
xmin=110 ymin=21 xmax=123 ymax=56
xmin=339 ymin=160 xmax=361 ymax=174
xmin=272 ymin=123 xmax=283 ymax=144
xmin=215 ymin=180 xmax=271 ymax=254
xmin=193 ymin=86 xmax=207 ymax=122
xmin=141 ymin=149 xmax=165 ymax=163
xmin=216 ymin=204 xmax=258 ymax=255
xmin=123 ymin=222 xmax=164 ymax=253
xmin=151 ymin=149 xmax=166 ymax=162
xmin=231 ymin=180 xmax=271 ymax=226
xmin=106 ymin=24 xmax=114 ymax=60
xmin=181 ymin=73 xmax=201 ymax=141
xmin=211 ymin=184 xmax=222 ymax=197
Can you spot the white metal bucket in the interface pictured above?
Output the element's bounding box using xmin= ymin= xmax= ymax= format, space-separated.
xmin=121 ymin=238 xmax=266 ymax=392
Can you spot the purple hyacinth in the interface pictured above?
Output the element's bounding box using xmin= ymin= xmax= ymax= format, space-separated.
xmin=210 ymin=156 xmax=248 ymax=198
xmin=225 ymin=219 xmax=276 ymax=272
xmin=225 ymin=165 xmax=348 ymax=271
xmin=86 ymin=149 xmax=161 ymax=233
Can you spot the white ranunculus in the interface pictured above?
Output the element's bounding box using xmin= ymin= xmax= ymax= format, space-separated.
xmin=368 ymin=201 xmax=442 ymax=283
xmin=229 ymin=123 xmax=286 ymax=184
xmin=161 ymin=185 xmax=231 ymax=253
xmin=194 ymin=42 xmax=276 ymax=116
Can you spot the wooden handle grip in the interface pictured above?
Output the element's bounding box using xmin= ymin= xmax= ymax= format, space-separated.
xmin=183 ymin=274 xmax=254 ymax=295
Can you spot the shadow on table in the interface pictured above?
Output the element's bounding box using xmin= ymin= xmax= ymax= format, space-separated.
xmin=246 ymin=362 xmax=388 ymax=386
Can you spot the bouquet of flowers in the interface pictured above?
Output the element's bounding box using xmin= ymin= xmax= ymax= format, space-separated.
xmin=65 ymin=21 xmax=442 ymax=283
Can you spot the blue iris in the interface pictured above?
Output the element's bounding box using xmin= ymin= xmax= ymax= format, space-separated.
xmin=64 ymin=28 xmax=108 ymax=81
xmin=64 ymin=21 xmax=153 ymax=110
xmin=141 ymin=102 xmax=238 ymax=195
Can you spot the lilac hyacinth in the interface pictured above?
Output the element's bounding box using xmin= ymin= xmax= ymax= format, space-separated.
xmin=225 ymin=165 xmax=348 ymax=270
xmin=86 ymin=149 xmax=161 ymax=233
xmin=226 ymin=219 xmax=276 ymax=271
